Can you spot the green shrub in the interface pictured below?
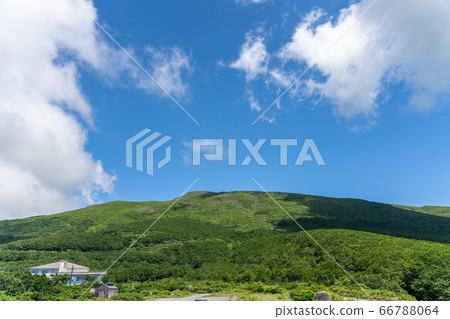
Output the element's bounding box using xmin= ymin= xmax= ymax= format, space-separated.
xmin=290 ymin=289 xmax=315 ymax=301
xmin=0 ymin=292 xmax=17 ymax=301
xmin=110 ymin=292 xmax=144 ymax=301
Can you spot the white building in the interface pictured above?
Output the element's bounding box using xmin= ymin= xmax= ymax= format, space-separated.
xmin=29 ymin=260 xmax=106 ymax=285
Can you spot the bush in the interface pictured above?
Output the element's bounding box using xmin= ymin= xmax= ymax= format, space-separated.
xmin=110 ymin=292 xmax=144 ymax=301
xmin=247 ymin=283 xmax=284 ymax=294
xmin=263 ymin=285 xmax=284 ymax=294
xmin=0 ymin=292 xmax=17 ymax=301
xmin=290 ymin=289 xmax=315 ymax=301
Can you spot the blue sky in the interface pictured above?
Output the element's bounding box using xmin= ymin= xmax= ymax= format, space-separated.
xmin=2 ymin=0 xmax=450 ymax=219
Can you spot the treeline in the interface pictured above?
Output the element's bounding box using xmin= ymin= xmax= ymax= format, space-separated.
xmin=103 ymin=231 xmax=449 ymax=301
xmin=1 ymin=229 xmax=446 ymax=300
xmin=0 ymin=271 xmax=93 ymax=301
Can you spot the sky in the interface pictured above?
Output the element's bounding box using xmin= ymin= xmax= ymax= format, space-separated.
xmin=1 ymin=0 xmax=450 ymax=219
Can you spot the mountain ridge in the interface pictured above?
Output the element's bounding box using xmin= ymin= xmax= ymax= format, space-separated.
xmin=1 ymin=190 xmax=449 ymax=244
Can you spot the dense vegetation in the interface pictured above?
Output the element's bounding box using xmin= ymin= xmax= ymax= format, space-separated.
xmin=0 ymin=191 xmax=448 ymax=301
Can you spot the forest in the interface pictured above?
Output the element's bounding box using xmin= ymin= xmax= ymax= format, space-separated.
xmin=0 ymin=191 xmax=448 ymax=301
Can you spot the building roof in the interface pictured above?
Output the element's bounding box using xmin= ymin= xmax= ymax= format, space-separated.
xmin=29 ymin=260 xmax=89 ymax=271
xmin=96 ymin=283 xmax=118 ymax=290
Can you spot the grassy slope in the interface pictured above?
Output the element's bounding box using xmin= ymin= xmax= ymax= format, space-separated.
xmin=1 ymin=191 xmax=449 ymax=242
xmin=394 ymin=204 xmax=450 ymax=218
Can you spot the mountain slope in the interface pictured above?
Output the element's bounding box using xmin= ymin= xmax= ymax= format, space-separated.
xmin=0 ymin=191 xmax=449 ymax=301
xmin=1 ymin=191 xmax=449 ymax=244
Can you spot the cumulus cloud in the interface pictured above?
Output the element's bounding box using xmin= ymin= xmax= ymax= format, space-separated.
xmin=230 ymin=34 xmax=268 ymax=81
xmin=0 ymin=0 xmax=121 ymax=219
xmin=232 ymin=0 xmax=450 ymax=121
xmin=279 ymin=0 xmax=450 ymax=118
xmin=230 ymin=30 xmax=285 ymax=122
xmin=0 ymin=0 xmax=193 ymax=219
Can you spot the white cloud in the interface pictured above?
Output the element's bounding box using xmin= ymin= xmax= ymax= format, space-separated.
xmin=232 ymin=0 xmax=450 ymax=122
xmin=0 ymin=0 xmax=194 ymax=220
xmin=230 ymin=34 xmax=268 ymax=81
xmin=268 ymin=69 xmax=294 ymax=87
xmin=0 ymin=0 xmax=121 ymax=219
xmin=216 ymin=60 xmax=226 ymax=68
xmin=138 ymin=46 xmax=192 ymax=98
xmin=231 ymin=30 xmax=288 ymax=121
xmin=235 ymin=0 xmax=268 ymax=5
xmin=245 ymin=89 xmax=277 ymax=123
xmin=278 ymin=0 xmax=450 ymax=118
xmin=247 ymin=90 xmax=261 ymax=112
xmin=0 ymin=158 xmax=76 ymax=219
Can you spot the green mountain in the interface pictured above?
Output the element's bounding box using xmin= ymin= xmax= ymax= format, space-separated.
xmin=0 ymin=191 xmax=449 ymax=301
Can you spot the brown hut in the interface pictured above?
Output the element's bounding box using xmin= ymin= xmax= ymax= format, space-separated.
xmin=94 ymin=282 xmax=118 ymax=299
